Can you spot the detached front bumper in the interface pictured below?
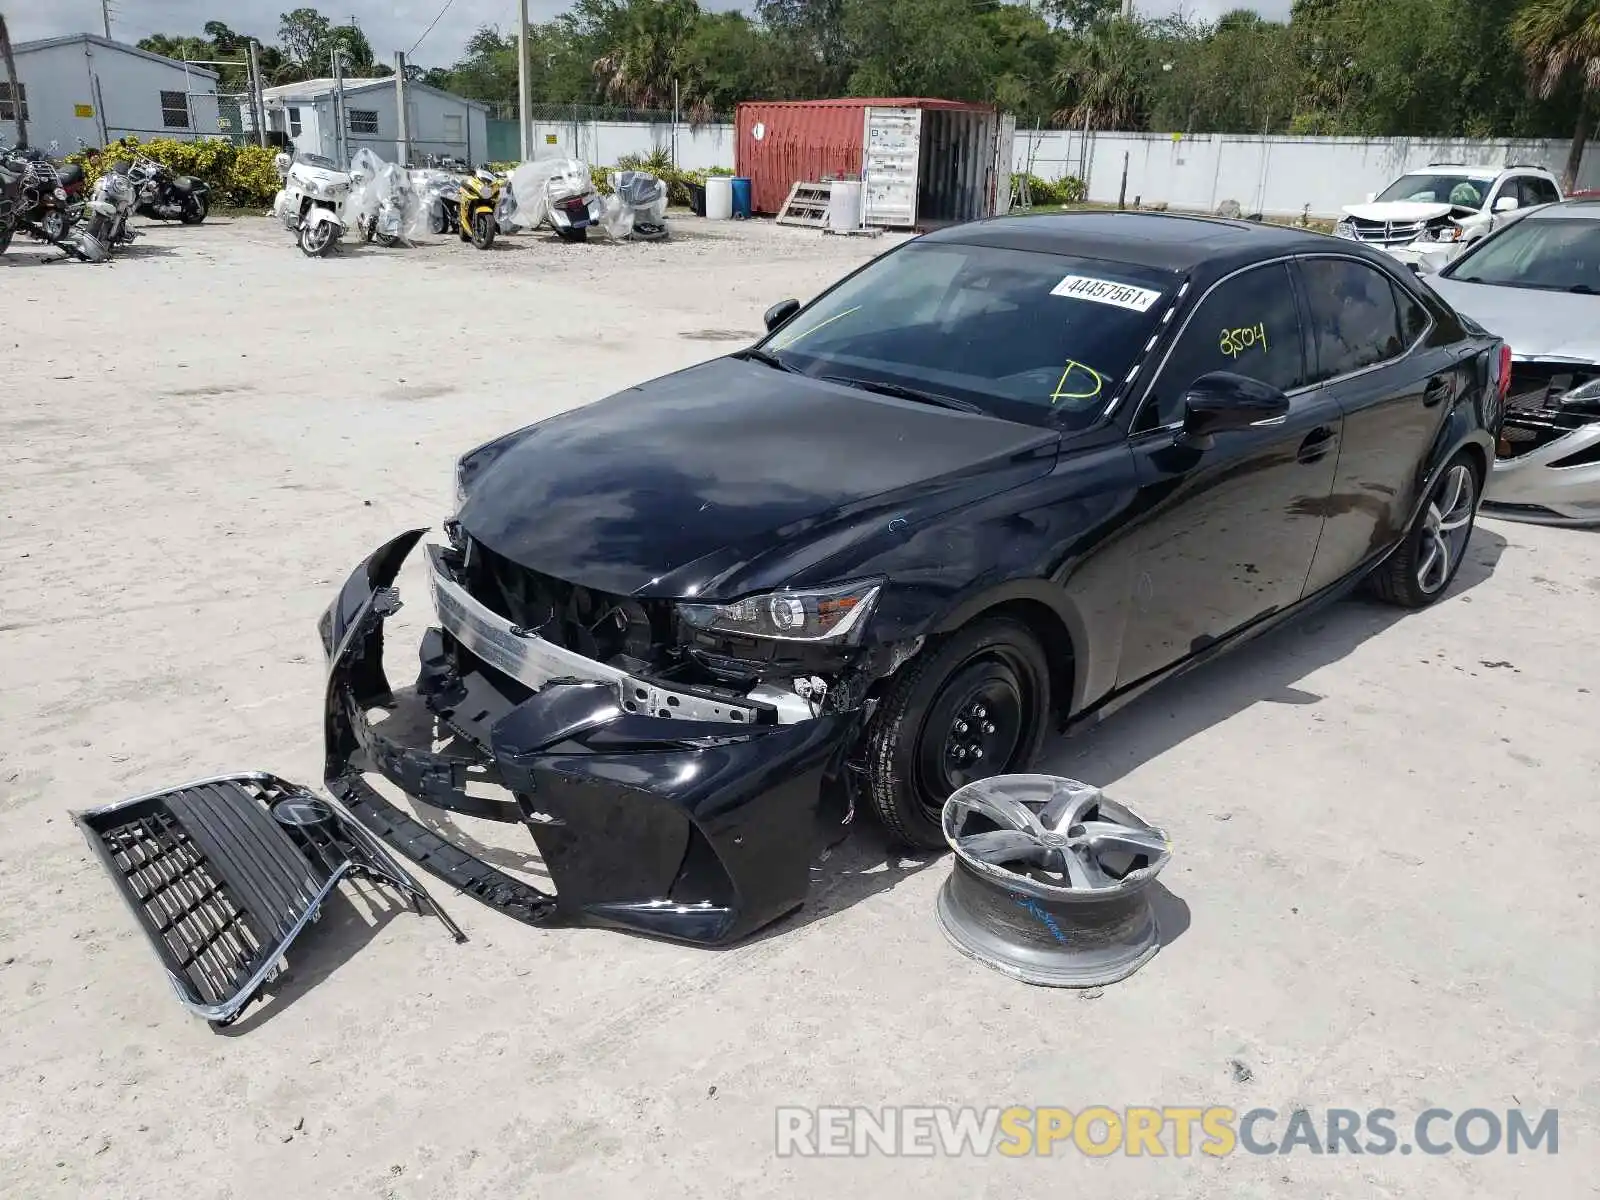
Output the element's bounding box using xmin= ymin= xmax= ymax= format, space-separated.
xmin=320 ymin=530 xmax=865 ymax=945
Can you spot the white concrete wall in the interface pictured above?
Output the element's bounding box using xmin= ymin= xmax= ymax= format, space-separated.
xmin=529 ymin=120 xmax=736 ymax=171
xmin=0 ymin=39 xmax=221 ymax=151
xmin=1018 ymin=129 xmax=1600 ymax=218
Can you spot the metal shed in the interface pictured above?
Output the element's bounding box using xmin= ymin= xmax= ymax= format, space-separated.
xmin=734 ymin=98 xmax=1016 ymax=229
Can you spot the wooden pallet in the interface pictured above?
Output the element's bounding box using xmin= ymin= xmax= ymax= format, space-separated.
xmin=775 ymin=181 xmax=833 ymax=227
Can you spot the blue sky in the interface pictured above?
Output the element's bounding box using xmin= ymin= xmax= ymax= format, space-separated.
xmin=17 ymin=0 xmax=1292 ymax=70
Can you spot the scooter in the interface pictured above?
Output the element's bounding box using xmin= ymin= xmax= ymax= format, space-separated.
xmin=272 ymin=150 xmax=351 ymax=257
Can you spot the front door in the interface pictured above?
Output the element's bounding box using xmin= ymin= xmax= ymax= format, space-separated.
xmin=1116 ymin=260 xmax=1342 ymax=687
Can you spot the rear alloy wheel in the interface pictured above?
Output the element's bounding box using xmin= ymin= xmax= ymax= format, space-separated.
xmin=863 ymin=617 xmax=1052 ymax=851
xmin=1368 ymin=453 xmax=1479 ymax=608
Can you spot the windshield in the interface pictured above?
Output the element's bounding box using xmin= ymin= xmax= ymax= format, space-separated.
xmin=1374 ymin=174 xmax=1493 ymax=209
xmin=754 ymin=241 xmax=1174 ymax=428
xmin=1444 ymin=217 xmax=1600 ymax=292
xmin=297 ymin=151 xmax=339 ymax=170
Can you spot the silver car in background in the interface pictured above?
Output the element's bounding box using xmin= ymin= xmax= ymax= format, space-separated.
xmin=1420 ymin=200 xmax=1600 ymax=526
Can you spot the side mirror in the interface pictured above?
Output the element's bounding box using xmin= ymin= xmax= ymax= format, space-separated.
xmin=1493 ymin=195 xmax=1519 ymax=213
xmin=1179 ymin=372 xmax=1290 ymax=448
xmin=764 ymin=298 xmax=801 ymax=333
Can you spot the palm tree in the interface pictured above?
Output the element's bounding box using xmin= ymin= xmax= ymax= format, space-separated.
xmin=1051 ymin=16 xmax=1151 ymax=130
xmin=1510 ymin=0 xmax=1600 ymax=190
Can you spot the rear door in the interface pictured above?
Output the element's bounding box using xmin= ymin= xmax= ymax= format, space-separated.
xmin=1298 ymin=255 xmax=1459 ymax=592
xmin=1116 ymin=260 xmax=1343 ymax=686
xmin=862 ymin=107 xmax=922 ymax=229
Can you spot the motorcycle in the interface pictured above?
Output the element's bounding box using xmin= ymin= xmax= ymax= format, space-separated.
xmin=347 ymin=149 xmax=425 ymax=248
xmin=272 ymin=150 xmax=351 ymax=257
xmin=602 ymin=169 xmax=669 ymax=242
xmin=0 ymin=138 xmax=85 ymax=251
xmin=497 ymin=157 xmax=604 ymax=244
xmin=456 ymin=167 xmax=503 ymax=250
xmin=66 ymin=163 xmax=138 ymax=262
xmin=411 ymin=167 xmax=465 ymax=235
xmin=128 ymin=154 xmax=210 ymax=224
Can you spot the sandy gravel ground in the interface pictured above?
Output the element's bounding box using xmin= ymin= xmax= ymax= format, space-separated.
xmin=1 ymin=214 xmax=1596 ymax=1200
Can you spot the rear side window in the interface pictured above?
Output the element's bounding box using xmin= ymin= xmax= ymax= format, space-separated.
xmin=1138 ymin=262 xmax=1305 ymax=430
xmin=1301 ymin=258 xmax=1405 ymax=383
xmin=1391 ymin=281 xmax=1430 ymax=347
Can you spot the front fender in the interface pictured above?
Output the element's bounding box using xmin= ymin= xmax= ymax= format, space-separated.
xmin=304 ymin=205 xmax=344 ymax=231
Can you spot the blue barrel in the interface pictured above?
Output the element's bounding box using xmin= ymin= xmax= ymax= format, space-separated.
xmin=730 ymin=176 xmax=752 ymax=219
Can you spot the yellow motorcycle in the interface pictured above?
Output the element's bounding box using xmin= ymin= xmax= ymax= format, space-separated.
xmin=457 ymin=167 xmax=502 ymax=250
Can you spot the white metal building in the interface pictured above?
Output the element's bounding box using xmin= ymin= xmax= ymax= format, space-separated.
xmin=0 ymin=34 xmax=222 ymax=151
xmin=262 ymin=77 xmax=489 ymax=166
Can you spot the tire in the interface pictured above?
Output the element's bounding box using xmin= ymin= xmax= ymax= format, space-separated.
xmin=180 ymin=194 xmax=208 ymax=224
xmin=862 ymin=617 xmax=1053 ymax=851
xmin=0 ymin=224 xmax=11 ymax=255
xmin=375 ymin=232 xmax=400 ymax=248
xmin=471 ymin=209 xmax=497 ymax=250
xmin=556 ymin=226 xmax=587 ymax=243
xmin=1367 ymin=452 xmax=1481 ymax=608
xmin=40 ymin=210 xmax=69 ymax=243
xmin=430 ymin=202 xmax=450 ymax=235
xmin=298 ymin=221 xmax=338 ymax=257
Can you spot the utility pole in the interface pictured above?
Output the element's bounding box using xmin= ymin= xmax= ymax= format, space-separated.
xmin=516 ymin=0 xmax=532 ymax=160
xmin=394 ymin=51 xmax=410 ymax=166
xmin=101 ymin=0 xmax=112 ymax=38
xmin=247 ymin=38 xmax=266 ymax=147
xmin=0 ymin=14 xmax=25 ymax=147
xmin=331 ymin=47 xmax=347 ymax=165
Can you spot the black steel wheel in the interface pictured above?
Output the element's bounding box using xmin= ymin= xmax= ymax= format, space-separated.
xmin=1368 ymin=451 xmax=1480 ymax=608
xmin=863 ymin=617 xmax=1052 ymax=851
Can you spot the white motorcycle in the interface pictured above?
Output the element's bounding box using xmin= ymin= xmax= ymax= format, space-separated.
xmin=69 ymin=164 xmax=138 ymax=262
xmin=272 ymin=150 xmax=351 ymax=257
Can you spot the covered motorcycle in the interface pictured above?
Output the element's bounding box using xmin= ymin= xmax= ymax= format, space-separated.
xmin=497 ymin=157 xmax=604 ymax=243
xmin=346 ymin=149 xmax=426 ymax=247
xmin=600 ymin=169 xmax=669 ymax=242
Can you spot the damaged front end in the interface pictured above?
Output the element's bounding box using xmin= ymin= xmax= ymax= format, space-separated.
xmin=1485 ymin=361 xmax=1600 ymax=524
xmin=321 ymin=528 xmax=914 ymax=944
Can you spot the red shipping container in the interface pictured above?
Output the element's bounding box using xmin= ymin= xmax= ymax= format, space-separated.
xmin=735 ymin=97 xmax=999 ymax=220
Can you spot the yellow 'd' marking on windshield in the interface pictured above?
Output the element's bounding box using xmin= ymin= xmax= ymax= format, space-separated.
xmin=1050 ymin=360 xmax=1105 ymax=404
xmin=771 ymin=306 xmax=862 ymax=349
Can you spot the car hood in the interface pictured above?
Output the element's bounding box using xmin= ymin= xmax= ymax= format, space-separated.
xmin=1342 ymin=201 xmax=1458 ymax=224
xmin=1422 ymin=276 xmax=1600 ymax=361
xmin=456 ymin=357 xmax=1061 ymax=597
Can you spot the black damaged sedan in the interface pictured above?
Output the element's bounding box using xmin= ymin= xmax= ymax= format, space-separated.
xmin=321 ymin=211 xmax=1506 ymax=944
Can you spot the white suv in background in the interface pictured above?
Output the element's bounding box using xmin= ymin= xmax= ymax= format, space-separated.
xmin=1333 ymin=163 xmax=1562 ymax=268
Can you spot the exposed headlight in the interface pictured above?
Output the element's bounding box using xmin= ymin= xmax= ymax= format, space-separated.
xmin=1559 ymin=379 xmax=1600 ymax=407
xmin=1332 ymin=219 xmax=1355 ymax=239
xmin=1423 ymin=225 xmax=1464 ymax=243
xmin=679 ymin=581 xmax=882 ymax=644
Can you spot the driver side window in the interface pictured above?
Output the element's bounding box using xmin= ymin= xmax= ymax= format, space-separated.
xmin=1136 ymin=262 xmax=1306 ymax=431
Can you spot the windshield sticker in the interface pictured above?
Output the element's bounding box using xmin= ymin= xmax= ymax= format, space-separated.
xmin=1050 ymin=360 xmax=1106 ymax=404
xmin=1050 ymin=275 xmax=1163 ymax=312
xmin=1220 ymin=323 xmax=1268 ymax=358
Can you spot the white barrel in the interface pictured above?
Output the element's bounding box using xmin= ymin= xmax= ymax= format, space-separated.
xmin=828 ymin=180 xmax=863 ymax=231
xmin=705 ymin=176 xmax=733 ymax=221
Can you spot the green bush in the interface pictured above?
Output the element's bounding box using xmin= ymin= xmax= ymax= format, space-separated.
xmin=1023 ymin=174 xmax=1088 ymax=206
xmin=64 ymin=135 xmax=285 ymax=207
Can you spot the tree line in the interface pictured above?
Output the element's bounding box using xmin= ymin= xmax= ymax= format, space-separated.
xmin=140 ymin=0 xmax=1600 ymax=184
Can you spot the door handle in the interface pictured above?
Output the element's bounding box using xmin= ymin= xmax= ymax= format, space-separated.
xmin=1423 ymin=375 xmax=1453 ymax=407
xmin=1296 ymin=425 xmax=1337 ymax=464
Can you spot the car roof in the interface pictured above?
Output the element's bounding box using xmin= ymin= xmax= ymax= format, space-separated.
xmin=924 ymin=210 xmax=1343 ymax=275
xmin=1519 ymin=198 xmax=1600 ymax=220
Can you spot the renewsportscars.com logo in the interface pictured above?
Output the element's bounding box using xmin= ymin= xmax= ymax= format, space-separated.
xmin=774 ymin=1106 xmax=1560 ymax=1158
